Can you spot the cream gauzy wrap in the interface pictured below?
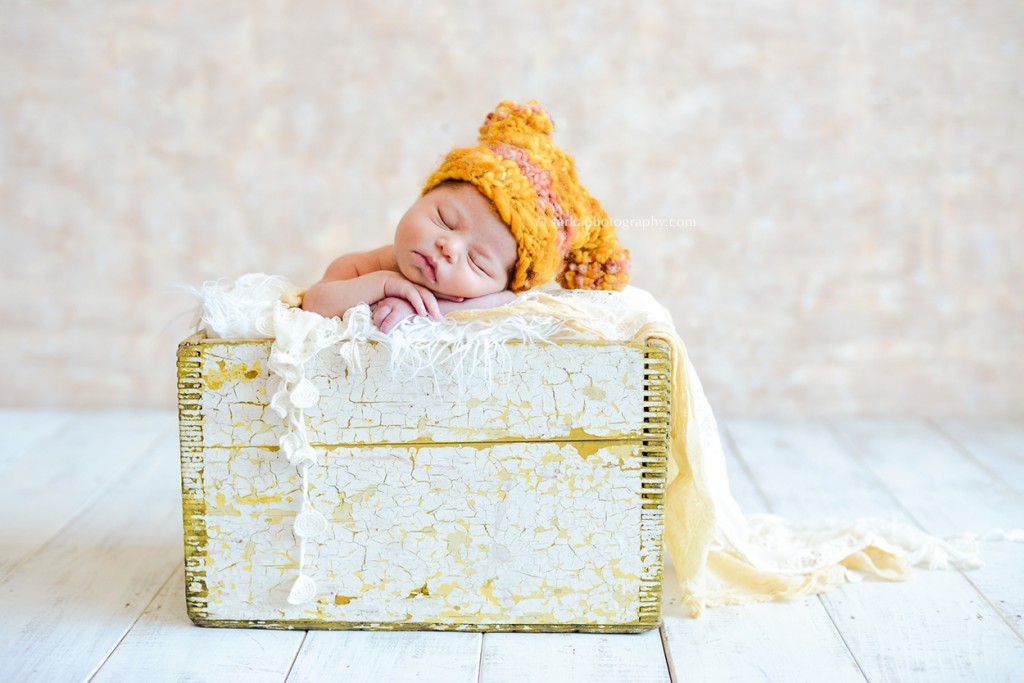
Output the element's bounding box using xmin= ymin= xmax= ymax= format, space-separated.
xmin=191 ymin=273 xmax=998 ymax=617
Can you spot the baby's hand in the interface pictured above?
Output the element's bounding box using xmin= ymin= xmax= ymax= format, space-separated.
xmin=371 ymin=296 xmax=417 ymax=333
xmin=380 ymin=272 xmax=443 ymax=320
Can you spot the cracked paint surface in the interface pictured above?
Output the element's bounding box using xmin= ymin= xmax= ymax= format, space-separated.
xmin=179 ymin=337 xmax=667 ymax=628
xmin=196 ymin=341 xmax=647 ymax=448
xmin=200 ymin=442 xmax=655 ymax=624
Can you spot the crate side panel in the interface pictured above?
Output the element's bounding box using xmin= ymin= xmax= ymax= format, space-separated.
xmin=193 ymin=441 xmax=663 ymax=628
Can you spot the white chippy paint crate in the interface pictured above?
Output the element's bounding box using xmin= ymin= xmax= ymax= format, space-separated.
xmin=177 ymin=330 xmax=670 ymax=632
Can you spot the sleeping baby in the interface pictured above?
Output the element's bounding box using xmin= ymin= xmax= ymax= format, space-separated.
xmin=301 ymin=100 xmax=631 ymax=332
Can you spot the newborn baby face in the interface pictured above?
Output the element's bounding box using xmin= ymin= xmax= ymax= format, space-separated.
xmin=394 ymin=182 xmax=517 ymax=299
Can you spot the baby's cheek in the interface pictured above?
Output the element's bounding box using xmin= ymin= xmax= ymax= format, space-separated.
xmin=399 ymin=263 xmax=426 ymax=287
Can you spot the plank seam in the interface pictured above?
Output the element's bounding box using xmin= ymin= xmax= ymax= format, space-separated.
xmin=658 ymin=623 xmax=677 ymax=683
xmin=820 ymin=417 xmax=936 ymax=536
xmin=84 ymin=561 xmax=184 ymax=682
xmin=924 ymin=418 xmax=1020 ymax=493
xmin=814 ymin=594 xmax=871 ymax=682
xmin=475 ymin=631 xmax=485 ymax=683
xmin=946 ymin=563 xmax=1024 ymax=642
xmin=281 ymin=632 xmax=310 ymax=683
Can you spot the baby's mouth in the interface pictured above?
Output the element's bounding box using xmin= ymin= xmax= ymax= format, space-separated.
xmin=415 ymin=252 xmax=437 ymax=282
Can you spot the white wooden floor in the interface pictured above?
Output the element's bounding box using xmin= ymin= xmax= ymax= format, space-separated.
xmin=1 ymin=411 xmax=1021 ymax=682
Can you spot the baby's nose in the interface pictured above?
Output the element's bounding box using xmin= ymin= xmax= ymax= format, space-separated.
xmin=436 ymin=237 xmax=459 ymax=261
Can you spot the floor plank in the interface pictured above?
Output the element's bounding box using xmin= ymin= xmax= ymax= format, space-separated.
xmin=0 ymin=428 xmax=184 ymax=683
xmin=827 ymin=418 xmax=1024 ymax=538
xmin=286 ymin=630 xmax=481 ymax=683
xmin=727 ymin=418 xmax=1024 ymax=682
xmin=661 ymin=562 xmax=865 ymax=683
xmin=932 ymin=419 xmax=1024 ymax=494
xmin=659 ymin=422 xmax=865 ymax=683
xmin=828 ymin=417 xmax=1024 ymax=635
xmin=0 ymin=410 xmax=171 ymax=581
xmin=0 ymin=409 xmax=74 ymax=468
xmin=824 ymin=571 xmax=1020 ymax=683
xmin=92 ymin=564 xmax=305 ymax=683
xmin=479 ymin=629 xmax=670 ymax=683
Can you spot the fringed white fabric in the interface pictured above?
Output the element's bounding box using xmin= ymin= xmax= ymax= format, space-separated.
xmin=183 ymin=273 xmax=299 ymax=339
xmin=190 ymin=273 xmax=1022 ymax=616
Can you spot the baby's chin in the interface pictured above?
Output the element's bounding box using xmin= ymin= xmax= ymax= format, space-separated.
xmin=398 ymin=263 xmax=431 ymax=289
xmin=398 ymin=264 xmax=451 ymax=297
xmin=398 ymin=263 xmax=491 ymax=300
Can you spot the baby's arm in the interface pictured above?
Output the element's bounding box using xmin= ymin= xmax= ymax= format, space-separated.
xmin=302 ymin=247 xmax=442 ymax=320
xmin=438 ymin=290 xmax=517 ymax=313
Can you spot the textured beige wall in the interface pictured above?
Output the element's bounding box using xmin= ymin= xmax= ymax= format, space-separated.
xmin=1 ymin=1 xmax=1021 ymax=415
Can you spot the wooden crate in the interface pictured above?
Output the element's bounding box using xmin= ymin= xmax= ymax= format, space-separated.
xmin=177 ymin=331 xmax=670 ymax=632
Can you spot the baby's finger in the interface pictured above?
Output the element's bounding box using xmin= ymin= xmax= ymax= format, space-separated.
xmin=402 ymin=288 xmax=428 ymax=317
xmin=384 ymin=280 xmax=424 ymax=317
xmin=381 ymin=309 xmax=405 ymax=334
xmin=416 ymin=286 xmax=442 ymax=320
xmin=373 ymin=304 xmax=392 ymax=328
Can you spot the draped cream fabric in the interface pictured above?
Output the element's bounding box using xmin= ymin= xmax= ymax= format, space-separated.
xmin=453 ymin=288 xmax=990 ymax=616
xmin=194 ymin=275 xmax=992 ymax=618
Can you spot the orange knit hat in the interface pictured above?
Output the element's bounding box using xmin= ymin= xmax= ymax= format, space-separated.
xmin=422 ymin=101 xmax=630 ymax=292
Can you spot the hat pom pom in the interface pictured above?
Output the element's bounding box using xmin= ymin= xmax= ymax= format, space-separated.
xmin=562 ymin=244 xmax=631 ymax=291
xmin=479 ymin=100 xmax=553 ymax=143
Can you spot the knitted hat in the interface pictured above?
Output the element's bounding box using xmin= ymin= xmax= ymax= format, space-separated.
xmin=422 ymin=101 xmax=630 ymax=292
